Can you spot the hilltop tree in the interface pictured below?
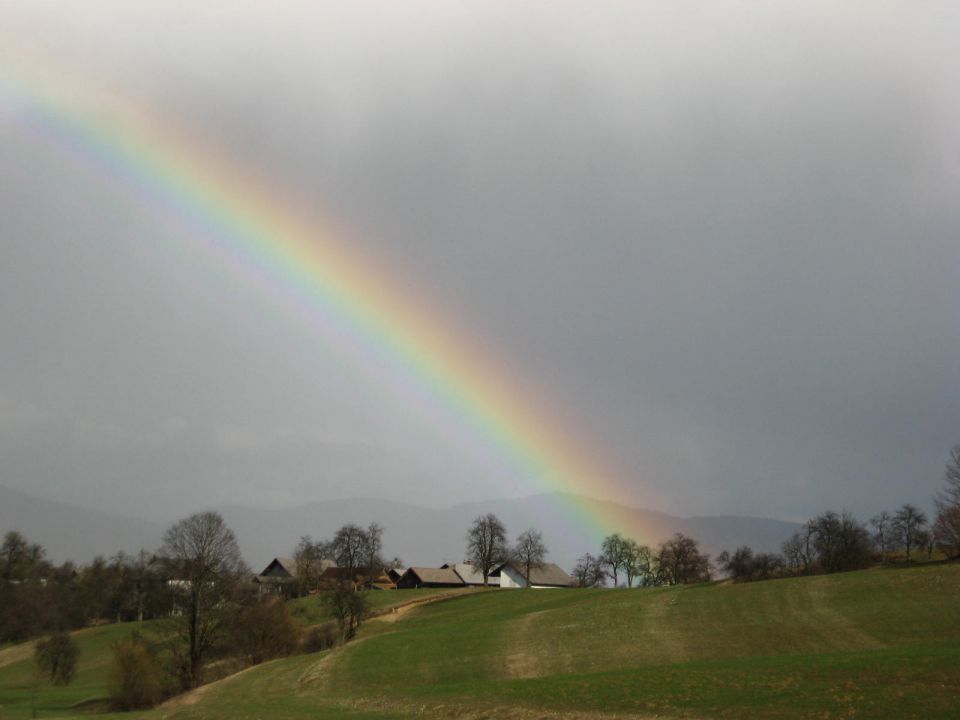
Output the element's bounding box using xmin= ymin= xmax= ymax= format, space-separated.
xmin=330 ymin=524 xmax=367 ymax=581
xmin=933 ymin=505 xmax=960 ymax=559
xmin=655 ymin=534 xmax=711 ymax=585
xmin=512 ymin=529 xmax=547 ymax=586
xmin=293 ymin=536 xmax=324 ymax=595
xmin=810 ymin=511 xmax=871 ymax=573
xmin=870 ymin=511 xmax=894 ymax=563
xmin=571 ymin=553 xmax=607 ymax=588
xmin=466 ymin=513 xmax=508 ymax=586
xmin=1 ymin=531 xmax=47 ymax=582
xmin=361 ymin=523 xmax=384 ymax=578
xmin=161 ymin=511 xmax=247 ymax=689
xmin=936 ymin=442 xmax=960 ymax=509
xmin=893 ymin=504 xmax=927 ymax=562
xmin=719 ymin=546 xmax=754 ymax=582
xmin=600 ymin=534 xmax=630 ymax=587
xmin=934 ymin=443 xmax=960 ymax=558
xmin=624 ymin=540 xmax=652 ymax=587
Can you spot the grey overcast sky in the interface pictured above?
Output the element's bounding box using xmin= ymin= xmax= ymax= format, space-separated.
xmin=0 ymin=1 xmax=958 ymax=522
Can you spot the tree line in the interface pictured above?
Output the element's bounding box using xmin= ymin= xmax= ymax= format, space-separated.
xmin=571 ymin=532 xmax=711 ymax=588
xmin=720 ymin=444 xmax=960 ymax=582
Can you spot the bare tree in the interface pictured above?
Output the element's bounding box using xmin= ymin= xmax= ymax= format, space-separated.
xmin=35 ymin=632 xmax=79 ymax=686
xmin=293 ymin=536 xmax=324 ymax=596
xmin=330 ymin=524 xmax=367 ymax=582
xmin=781 ymin=533 xmax=807 ymax=575
xmin=466 ymin=513 xmax=507 ymax=585
xmin=810 ymin=511 xmax=871 ymax=573
xmin=361 ymin=523 xmax=384 ymax=580
xmin=936 ymin=442 xmax=960 ymax=509
xmin=654 ymin=534 xmax=711 ymax=585
xmin=600 ymin=534 xmax=630 ymax=587
xmin=719 ymin=546 xmax=755 ymax=582
xmin=322 ymin=582 xmax=369 ymax=644
xmin=571 ymin=553 xmax=607 ymax=588
xmin=893 ymin=504 xmax=927 ymax=562
xmin=870 ymin=511 xmax=894 ymax=563
xmin=934 ymin=443 xmax=960 ymax=558
xmin=513 ymin=529 xmax=547 ymax=586
xmin=624 ymin=540 xmax=652 ymax=587
xmin=161 ymin=511 xmax=247 ymax=689
xmin=933 ymin=505 xmax=960 ymax=559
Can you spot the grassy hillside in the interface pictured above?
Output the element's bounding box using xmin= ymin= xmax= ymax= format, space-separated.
xmin=170 ymin=564 xmax=960 ymax=719
xmin=0 ymin=622 xmax=152 ymax=719
xmin=2 ymin=565 xmax=958 ymax=719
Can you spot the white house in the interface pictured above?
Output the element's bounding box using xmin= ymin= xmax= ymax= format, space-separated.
xmin=492 ymin=562 xmax=573 ymax=588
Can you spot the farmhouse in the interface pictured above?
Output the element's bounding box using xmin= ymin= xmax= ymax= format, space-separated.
xmin=254 ymin=556 xmax=299 ymax=595
xmin=492 ymin=562 xmax=574 ymax=588
xmin=255 ymin=556 xmax=335 ymax=596
xmin=442 ymin=561 xmax=500 ymax=587
xmin=396 ymin=566 xmax=465 ymax=589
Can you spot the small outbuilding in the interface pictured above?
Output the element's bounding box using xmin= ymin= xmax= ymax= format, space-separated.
xmin=396 ymin=566 xmax=465 ymax=589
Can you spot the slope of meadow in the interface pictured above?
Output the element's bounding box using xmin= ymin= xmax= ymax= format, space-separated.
xmin=1 ymin=564 xmax=958 ymax=719
xmin=0 ymin=622 xmax=151 ymax=718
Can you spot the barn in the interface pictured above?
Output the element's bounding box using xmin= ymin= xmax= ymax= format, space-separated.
xmin=492 ymin=562 xmax=573 ymax=588
xmin=442 ymin=562 xmax=500 ymax=587
xmin=396 ymin=566 xmax=465 ymax=589
xmin=254 ymin=556 xmax=300 ymax=596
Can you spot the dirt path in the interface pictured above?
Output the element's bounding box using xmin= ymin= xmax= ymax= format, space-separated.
xmin=642 ymin=590 xmax=689 ymax=663
xmin=504 ymin=609 xmax=548 ymax=679
xmin=369 ymin=592 xmax=468 ymax=623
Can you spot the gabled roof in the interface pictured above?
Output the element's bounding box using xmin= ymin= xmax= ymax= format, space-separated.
xmin=447 ymin=562 xmax=500 ymax=586
xmin=494 ymin=562 xmax=573 ymax=587
xmin=259 ymin=557 xmax=297 ymax=578
xmin=402 ymin=567 xmax=465 ymax=585
xmin=258 ymin=556 xmax=335 ymax=579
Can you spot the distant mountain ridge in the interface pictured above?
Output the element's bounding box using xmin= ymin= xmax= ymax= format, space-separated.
xmin=0 ymin=485 xmax=800 ymax=571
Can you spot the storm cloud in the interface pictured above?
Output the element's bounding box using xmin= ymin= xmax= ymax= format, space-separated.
xmin=1 ymin=1 xmax=958 ymax=523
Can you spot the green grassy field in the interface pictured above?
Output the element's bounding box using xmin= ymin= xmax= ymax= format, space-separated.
xmin=2 ymin=565 xmax=958 ymax=719
xmin=0 ymin=622 xmax=153 ymax=719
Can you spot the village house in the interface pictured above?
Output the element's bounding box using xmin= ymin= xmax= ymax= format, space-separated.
xmin=396 ymin=566 xmax=465 ymax=589
xmin=441 ymin=562 xmax=500 ymax=587
xmin=254 ymin=556 xmax=335 ymax=597
xmin=491 ymin=562 xmax=574 ymax=588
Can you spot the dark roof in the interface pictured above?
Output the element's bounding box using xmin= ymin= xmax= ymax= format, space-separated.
xmin=402 ymin=567 xmax=465 ymax=585
xmin=258 ymin=557 xmax=297 ymax=578
xmin=448 ymin=562 xmax=499 ymax=586
xmin=258 ymin=557 xmax=336 ymax=579
xmin=495 ymin=562 xmax=573 ymax=587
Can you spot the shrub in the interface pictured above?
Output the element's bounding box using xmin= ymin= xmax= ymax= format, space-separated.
xmin=35 ymin=631 xmax=80 ymax=686
xmin=109 ymin=635 xmax=167 ymax=710
xmin=231 ymin=597 xmax=301 ymax=665
xmin=301 ymin=623 xmax=338 ymax=653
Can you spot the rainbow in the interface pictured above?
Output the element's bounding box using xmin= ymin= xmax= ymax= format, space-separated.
xmin=0 ymin=44 xmax=651 ymax=545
